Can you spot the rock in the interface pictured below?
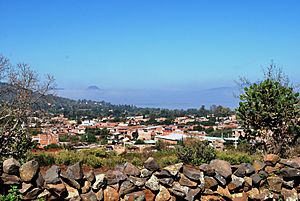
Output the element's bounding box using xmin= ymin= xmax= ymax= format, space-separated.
xmin=214 ymin=172 xmax=227 ymax=186
xmin=1 ymin=173 xmax=20 ymax=184
xmin=154 ymin=169 xmax=172 ymax=177
xmin=23 ymin=188 xmax=41 ymax=200
xmin=256 ymin=189 xmax=271 ymax=201
xmin=200 ymin=195 xmax=226 ymax=201
xmin=258 ymin=170 xmax=268 ymax=179
xmin=124 ymin=191 xmax=145 ymax=201
xmin=128 ymin=176 xmax=146 ymax=187
xmin=19 ymin=160 xmax=39 ymax=182
xmin=84 ymin=170 xmax=95 ymax=183
xmin=92 ymin=174 xmax=106 ymax=190
xmin=95 ymin=189 xmax=104 ymax=201
xmin=169 ymin=182 xmax=189 ymax=197
xmin=143 ymin=189 xmax=155 ymax=201
xmin=19 ymin=182 xmax=33 ymax=194
xmin=3 ymin=158 xmax=20 ymax=175
xmin=66 ymin=162 xmax=83 ymax=180
xmin=243 ymin=176 xmax=252 ymax=191
xmin=228 ymin=175 xmax=244 ymax=192
xmin=179 ymin=173 xmax=198 ymax=187
xmin=231 ymin=192 xmax=248 ymax=201
xmin=37 ymin=189 xmax=51 ymax=200
xmin=155 ymin=185 xmax=171 ymax=201
xmin=140 ymin=168 xmax=153 ymax=178
xmin=186 ymin=188 xmax=201 ymax=201
xmin=145 ymin=175 xmax=159 ymax=191
xmin=216 ymin=186 xmax=232 ymax=199
xmin=264 ymin=154 xmax=280 ymax=166
xmin=265 ymin=165 xmax=278 ymax=174
xmin=144 ymin=157 xmax=160 ymax=171
xmin=253 ymin=160 xmax=266 ymax=172
xmin=119 ymin=180 xmax=136 ymax=196
xmin=281 ymin=188 xmax=298 ymax=201
xmin=163 ymin=163 xmax=183 ymax=176
xmin=45 ymin=165 xmax=61 ymax=184
xmin=267 ymin=176 xmax=282 ymax=193
xmin=283 ymin=180 xmax=294 ymax=189
xmin=247 ymin=188 xmax=260 ymax=200
xmin=66 ymin=183 xmax=80 ymax=200
xmin=82 ymin=180 xmax=91 ymax=194
xmin=124 ymin=162 xmax=140 ymax=177
xmin=281 ymin=167 xmax=300 ymax=179
xmin=210 ymin=159 xmax=232 ymax=179
xmin=35 ymin=172 xmax=45 ymax=188
xmin=81 ymin=190 xmax=97 ymax=201
xmin=61 ymin=172 xmax=81 ymax=189
xmin=204 ymin=176 xmax=218 ymax=189
xmin=200 ymin=164 xmax=215 ymax=176
xmin=158 ymin=177 xmax=174 ymax=187
xmin=182 ymin=165 xmax=201 ymax=181
xmin=47 ymin=183 xmax=66 ymax=196
xmin=234 ymin=163 xmax=255 ymax=177
xmin=250 ymin=173 xmax=262 ymax=186
xmin=104 ymin=186 xmax=119 ymax=201
xmin=106 ymin=170 xmax=127 ymax=185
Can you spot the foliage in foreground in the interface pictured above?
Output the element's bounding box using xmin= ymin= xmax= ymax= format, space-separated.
xmin=0 ymin=186 xmax=23 ymax=201
xmin=237 ymin=65 xmax=300 ymax=157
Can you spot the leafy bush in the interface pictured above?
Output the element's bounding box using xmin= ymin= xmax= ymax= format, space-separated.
xmin=27 ymin=153 xmax=55 ymax=166
xmin=0 ymin=185 xmax=23 ymax=201
xmin=177 ymin=139 xmax=216 ymax=165
xmin=131 ymin=157 xmax=143 ymax=167
xmin=158 ymin=155 xmax=180 ymax=167
xmin=44 ymin=143 xmax=61 ymax=150
xmin=135 ymin=139 xmax=145 ymax=144
xmin=216 ymin=150 xmax=261 ymax=165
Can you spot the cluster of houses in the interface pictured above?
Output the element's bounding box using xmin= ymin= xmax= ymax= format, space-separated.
xmin=30 ymin=114 xmax=244 ymax=151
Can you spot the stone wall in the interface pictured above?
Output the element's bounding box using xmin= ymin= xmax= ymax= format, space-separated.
xmin=1 ymin=154 xmax=300 ymax=200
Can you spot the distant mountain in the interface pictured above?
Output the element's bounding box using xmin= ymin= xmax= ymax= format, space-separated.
xmin=87 ymin=85 xmax=100 ymax=90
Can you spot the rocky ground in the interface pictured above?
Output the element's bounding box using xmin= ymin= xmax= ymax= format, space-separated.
xmin=1 ymin=154 xmax=300 ymax=200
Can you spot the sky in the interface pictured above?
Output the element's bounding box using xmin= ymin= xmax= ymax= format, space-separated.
xmin=1 ymin=0 xmax=300 ymax=109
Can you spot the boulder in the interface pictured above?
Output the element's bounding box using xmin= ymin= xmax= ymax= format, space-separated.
xmin=124 ymin=191 xmax=145 ymax=201
xmin=210 ymin=159 xmax=232 ymax=179
xmin=124 ymin=162 xmax=140 ymax=177
xmin=19 ymin=182 xmax=33 ymax=194
xmin=66 ymin=183 xmax=80 ymax=200
xmin=179 ymin=173 xmax=198 ymax=187
xmin=228 ymin=175 xmax=244 ymax=193
xmin=281 ymin=188 xmax=298 ymax=201
xmin=154 ymin=170 xmax=172 ymax=177
xmin=281 ymin=167 xmax=300 ymax=179
xmin=35 ymin=172 xmax=45 ymax=188
xmin=143 ymin=189 xmax=155 ymax=201
xmin=84 ymin=170 xmax=95 ymax=183
xmin=250 ymin=173 xmax=262 ymax=186
xmin=66 ymin=162 xmax=83 ymax=180
xmin=243 ymin=176 xmax=252 ymax=191
xmin=253 ymin=160 xmax=266 ymax=172
xmin=44 ymin=165 xmax=61 ymax=184
xmin=264 ymin=154 xmax=280 ymax=166
xmin=214 ymin=172 xmax=227 ymax=186
xmin=234 ymin=163 xmax=255 ymax=177
xmin=1 ymin=173 xmax=20 ymax=185
xmin=145 ymin=175 xmax=159 ymax=191
xmin=163 ymin=163 xmax=183 ymax=176
xmin=47 ymin=183 xmax=66 ymax=196
xmin=61 ymin=172 xmax=81 ymax=189
xmin=23 ymin=188 xmax=41 ymax=200
xmin=200 ymin=163 xmax=215 ymax=176
xmin=158 ymin=177 xmax=174 ymax=187
xmin=169 ymin=182 xmax=189 ymax=197
xmin=106 ymin=170 xmax=127 ymax=185
xmin=155 ymin=185 xmax=171 ymax=201
xmin=140 ymin=168 xmax=153 ymax=178
xmin=81 ymin=180 xmax=91 ymax=194
xmin=216 ymin=186 xmax=232 ymax=200
xmin=267 ymin=176 xmax=282 ymax=193
xmin=119 ymin=180 xmax=136 ymax=196
xmin=204 ymin=176 xmax=218 ymax=189
xmin=104 ymin=186 xmax=119 ymax=201
xmin=92 ymin=174 xmax=106 ymax=190
xmin=182 ymin=165 xmax=201 ymax=181
xmin=185 ymin=188 xmax=201 ymax=201
xmin=3 ymin=158 xmax=20 ymax=175
xmin=80 ymin=190 xmax=97 ymax=201
xmin=247 ymin=188 xmax=260 ymax=200
xmin=128 ymin=176 xmax=147 ymax=187
xmin=19 ymin=160 xmax=39 ymax=182
xmin=144 ymin=157 xmax=160 ymax=171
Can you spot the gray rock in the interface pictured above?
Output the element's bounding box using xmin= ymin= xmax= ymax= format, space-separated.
xmin=1 ymin=173 xmax=20 ymax=185
xmin=154 ymin=169 xmax=172 ymax=177
xmin=23 ymin=188 xmax=41 ymax=200
xmin=163 ymin=163 xmax=183 ymax=177
xmin=92 ymin=174 xmax=106 ymax=190
xmin=185 ymin=188 xmax=201 ymax=201
xmin=3 ymin=158 xmax=20 ymax=175
xmin=61 ymin=172 xmax=81 ymax=189
xmin=106 ymin=170 xmax=127 ymax=185
xmin=214 ymin=172 xmax=227 ymax=186
xmin=145 ymin=174 xmax=159 ymax=191
xmin=19 ymin=182 xmax=33 ymax=194
xmin=158 ymin=177 xmax=174 ymax=187
xmin=281 ymin=167 xmax=300 ymax=179
xmin=45 ymin=165 xmax=61 ymax=184
xmin=179 ymin=173 xmax=198 ymax=187
xmin=281 ymin=188 xmax=298 ymax=201
xmin=81 ymin=190 xmax=97 ymax=201
xmin=140 ymin=168 xmax=152 ymax=178
xmin=144 ymin=157 xmax=160 ymax=171
xmin=234 ymin=163 xmax=255 ymax=177
xmin=124 ymin=162 xmax=140 ymax=177
xmin=250 ymin=173 xmax=262 ymax=185
xmin=128 ymin=176 xmax=146 ymax=187
xmin=66 ymin=162 xmax=83 ymax=180
xmin=210 ymin=159 xmax=232 ymax=179
xmin=204 ymin=176 xmax=218 ymax=189
xmin=228 ymin=174 xmax=244 ymax=192
xmin=119 ymin=180 xmax=136 ymax=196
xmin=267 ymin=176 xmax=282 ymax=193
xmin=124 ymin=191 xmax=145 ymax=201
xmin=169 ymin=182 xmax=189 ymax=197
xmin=156 ymin=185 xmax=171 ymax=201
xmin=35 ymin=172 xmax=45 ymax=188
xmin=19 ymin=160 xmax=39 ymax=182
xmin=84 ymin=170 xmax=95 ymax=183
xmin=280 ymin=159 xmax=300 ymax=169
xmin=182 ymin=165 xmax=201 ymax=181
xmin=199 ymin=163 xmax=215 ymax=176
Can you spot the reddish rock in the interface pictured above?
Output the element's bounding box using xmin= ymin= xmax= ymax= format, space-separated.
xmin=104 ymin=186 xmax=119 ymax=201
xmin=19 ymin=160 xmax=39 ymax=182
xmin=264 ymin=154 xmax=280 ymax=166
xmin=253 ymin=160 xmax=265 ymax=172
xmin=155 ymin=185 xmax=171 ymax=201
xmin=267 ymin=176 xmax=282 ymax=193
xmin=143 ymin=189 xmax=155 ymax=201
xmin=210 ymin=159 xmax=232 ymax=179
xmin=179 ymin=173 xmax=198 ymax=187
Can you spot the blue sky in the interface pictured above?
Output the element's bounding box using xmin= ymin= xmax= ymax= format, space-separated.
xmin=1 ymin=1 xmax=300 ymax=108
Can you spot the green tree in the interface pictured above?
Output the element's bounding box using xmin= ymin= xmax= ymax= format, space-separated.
xmin=236 ymin=64 xmax=300 ymax=156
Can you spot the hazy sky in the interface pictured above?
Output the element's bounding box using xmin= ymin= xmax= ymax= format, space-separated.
xmin=1 ymin=1 xmax=300 ymax=108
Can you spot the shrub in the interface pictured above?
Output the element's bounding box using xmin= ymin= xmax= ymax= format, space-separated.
xmin=177 ymin=139 xmax=216 ymax=165
xmin=0 ymin=185 xmax=23 ymax=201
xmin=158 ymin=155 xmax=180 ymax=167
xmin=216 ymin=150 xmax=261 ymax=165
xmin=44 ymin=144 xmax=61 ymax=150
xmin=131 ymin=157 xmax=143 ymax=167
xmin=27 ymin=153 xmax=55 ymax=166
xmin=135 ymin=139 xmax=145 ymax=144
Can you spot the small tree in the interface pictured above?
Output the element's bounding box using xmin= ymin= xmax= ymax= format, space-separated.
xmin=0 ymin=55 xmax=54 ymax=161
xmin=236 ymin=64 xmax=300 ymax=156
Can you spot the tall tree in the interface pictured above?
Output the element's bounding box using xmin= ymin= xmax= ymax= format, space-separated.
xmin=236 ymin=64 xmax=300 ymax=156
